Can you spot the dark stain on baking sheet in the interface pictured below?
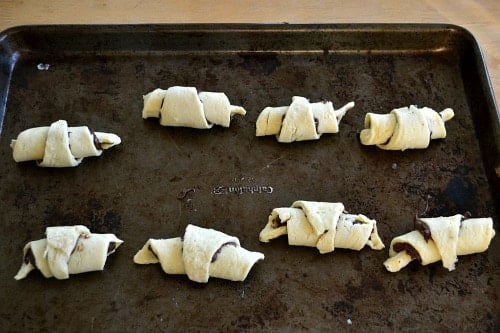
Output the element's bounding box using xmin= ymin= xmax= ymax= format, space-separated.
xmin=0 ymin=24 xmax=498 ymax=332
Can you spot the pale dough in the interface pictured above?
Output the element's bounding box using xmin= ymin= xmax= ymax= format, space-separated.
xmin=15 ymin=225 xmax=123 ymax=280
xmin=259 ymin=201 xmax=384 ymax=253
xmin=384 ymin=215 xmax=495 ymax=272
xmin=255 ymin=96 xmax=354 ymax=143
xmin=142 ymin=86 xmax=246 ymax=128
xmin=360 ymin=105 xmax=454 ymax=150
xmin=134 ymin=224 xmax=264 ymax=283
xmin=11 ymin=120 xmax=121 ymax=167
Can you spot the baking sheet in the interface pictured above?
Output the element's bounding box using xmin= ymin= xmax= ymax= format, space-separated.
xmin=0 ymin=24 xmax=498 ymax=332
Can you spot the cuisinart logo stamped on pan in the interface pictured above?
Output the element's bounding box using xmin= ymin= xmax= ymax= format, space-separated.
xmin=212 ymin=177 xmax=274 ymax=195
xmin=212 ymin=185 xmax=274 ymax=195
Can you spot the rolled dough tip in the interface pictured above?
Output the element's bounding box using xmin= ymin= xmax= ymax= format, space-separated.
xmin=440 ymin=108 xmax=455 ymax=122
xmin=384 ymin=251 xmax=413 ymax=272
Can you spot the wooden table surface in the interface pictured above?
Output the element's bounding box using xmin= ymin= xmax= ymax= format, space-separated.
xmin=1 ymin=0 xmax=499 ymax=104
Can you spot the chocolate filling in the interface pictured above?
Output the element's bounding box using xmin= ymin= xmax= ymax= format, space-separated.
xmin=393 ymin=242 xmax=421 ymax=262
xmin=211 ymin=242 xmax=237 ymax=263
xmin=414 ymin=217 xmax=432 ymax=241
xmin=352 ymin=218 xmax=363 ymax=225
xmin=93 ymin=133 xmax=102 ymax=150
xmin=314 ymin=118 xmax=319 ymax=133
xmin=271 ymin=215 xmax=284 ymax=229
xmin=70 ymin=234 xmax=89 ymax=255
xmin=107 ymin=242 xmax=116 ymax=255
xmin=148 ymin=244 xmax=159 ymax=260
xmin=368 ymin=226 xmax=376 ymax=240
xmin=24 ymin=248 xmax=36 ymax=266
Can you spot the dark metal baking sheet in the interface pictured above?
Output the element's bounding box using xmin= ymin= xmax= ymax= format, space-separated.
xmin=0 ymin=24 xmax=498 ymax=332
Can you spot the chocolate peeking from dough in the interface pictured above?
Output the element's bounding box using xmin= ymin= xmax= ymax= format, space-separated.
xmin=147 ymin=244 xmax=159 ymax=260
xmin=271 ymin=215 xmax=285 ymax=229
xmin=352 ymin=217 xmax=363 ymax=225
xmin=93 ymin=132 xmax=102 ymax=150
xmin=368 ymin=227 xmax=376 ymax=241
xmin=393 ymin=242 xmax=421 ymax=262
xmin=107 ymin=242 xmax=117 ymax=255
xmin=414 ymin=216 xmax=432 ymax=241
xmin=24 ymin=248 xmax=36 ymax=266
xmin=211 ymin=242 xmax=237 ymax=263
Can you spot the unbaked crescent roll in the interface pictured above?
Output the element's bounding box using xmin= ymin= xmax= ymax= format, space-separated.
xmin=134 ymin=224 xmax=264 ymax=283
xmin=360 ymin=105 xmax=454 ymax=150
xmin=11 ymin=120 xmax=121 ymax=167
xmin=256 ymin=96 xmax=354 ymax=143
xmin=384 ymin=215 xmax=495 ymax=272
xmin=142 ymin=86 xmax=246 ymax=128
xmin=15 ymin=225 xmax=123 ymax=280
xmin=259 ymin=201 xmax=385 ymax=253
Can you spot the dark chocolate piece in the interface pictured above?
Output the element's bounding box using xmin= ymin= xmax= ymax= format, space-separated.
xmin=24 ymin=248 xmax=36 ymax=266
xmin=93 ymin=133 xmax=102 ymax=150
xmin=148 ymin=244 xmax=159 ymax=260
xmin=393 ymin=242 xmax=421 ymax=262
xmin=107 ymin=242 xmax=116 ymax=254
xmin=414 ymin=217 xmax=432 ymax=241
xmin=271 ymin=215 xmax=284 ymax=229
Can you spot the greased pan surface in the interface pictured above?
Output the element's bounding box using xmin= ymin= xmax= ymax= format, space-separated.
xmin=0 ymin=24 xmax=498 ymax=332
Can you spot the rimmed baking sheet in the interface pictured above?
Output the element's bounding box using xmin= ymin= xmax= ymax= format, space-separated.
xmin=0 ymin=24 xmax=498 ymax=331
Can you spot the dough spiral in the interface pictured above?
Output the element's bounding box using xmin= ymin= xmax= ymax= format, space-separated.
xmin=15 ymin=225 xmax=123 ymax=280
xmin=384 ymin=215 xmax=495 ymax=272
xmin=255 ymin=96 xmax=354 ymax=143
xmin=360 ymin=105 xmax=454 ymax=150
xmin=134 ymin=224 xmax=264 ymax=283
xmin=259 ymin=201 xmax=385 ymax=253
xmin=142 ymin=86 xmax=246 ymax=128
xmin=11 ymin=120 xmax=121 ymax=167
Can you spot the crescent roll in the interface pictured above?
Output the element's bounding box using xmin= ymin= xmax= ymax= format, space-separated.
xmin=255 ymin=96 xmax=354 ymax=143
xmin=11 ymin=120 xmax=121 ymax=167
xmin=134 ymin=224 xmax=264 ymax=283
xmin=384 ymin=215 xmax=495 ymax=272
xmin=15 ymin=225 xmax=123 ymax=280
xmin=259 ymin=201 xmax=385 ymax=253
xmin=360 ymin=105 xmax=455 ymax=150
xmin=142 ymin=86 xmax=246 ymax=128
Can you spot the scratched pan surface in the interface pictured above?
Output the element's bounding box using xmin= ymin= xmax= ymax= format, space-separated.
xmin=0 ymin=24 xmax=498 ymax=332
